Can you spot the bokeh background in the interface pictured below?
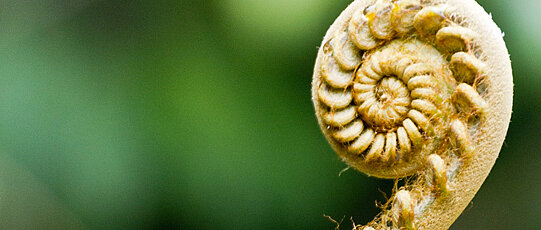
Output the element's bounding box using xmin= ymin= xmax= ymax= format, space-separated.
xmin=0 ymin=0 xmax=538 ymax=229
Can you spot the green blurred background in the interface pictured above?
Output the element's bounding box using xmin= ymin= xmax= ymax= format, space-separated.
xmin=0 ymin=0 xmax=538 ymax=229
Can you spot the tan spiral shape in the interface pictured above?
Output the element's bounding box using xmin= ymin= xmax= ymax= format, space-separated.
xmin=311 ymin=0 xmax=513 ymax=229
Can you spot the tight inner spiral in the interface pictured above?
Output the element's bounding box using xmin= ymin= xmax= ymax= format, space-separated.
xmin=358 ymin=76 xmax=411 ymax=132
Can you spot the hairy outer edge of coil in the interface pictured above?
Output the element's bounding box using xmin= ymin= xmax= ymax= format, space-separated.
xmin=311 ymin=0 xmax=513 ymax=229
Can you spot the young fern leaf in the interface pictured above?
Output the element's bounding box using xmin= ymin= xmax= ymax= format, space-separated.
xmin=311 ymin=0 xmax=513 ymax=229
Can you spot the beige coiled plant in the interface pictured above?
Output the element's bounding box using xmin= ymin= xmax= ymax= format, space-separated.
xmin=311 ymin=0 xmax=513 ymax=229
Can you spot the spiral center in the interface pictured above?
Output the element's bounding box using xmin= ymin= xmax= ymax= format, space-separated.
xmin=374 ymin=77 xmax=400 ymax=103
xmin=359 ymin=76 xmax=411 ymax=132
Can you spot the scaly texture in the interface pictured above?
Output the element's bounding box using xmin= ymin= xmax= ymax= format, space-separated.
xmin=311 ymin=0 xmax=513 ymax=229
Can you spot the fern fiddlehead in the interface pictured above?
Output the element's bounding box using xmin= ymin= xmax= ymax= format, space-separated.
xmin=312 ymin=0 xmax=513 ymax=229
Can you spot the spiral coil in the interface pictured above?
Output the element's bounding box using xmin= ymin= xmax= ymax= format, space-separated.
xmin=311 ymin=0 xmax=511 ymax=229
